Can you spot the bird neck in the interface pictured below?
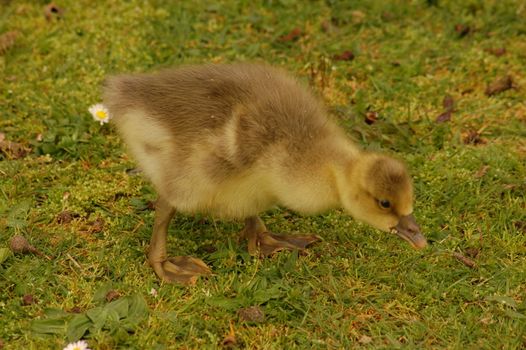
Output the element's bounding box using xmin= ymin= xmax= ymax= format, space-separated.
xmin=328 ymin=146 xmax=366 ymax=209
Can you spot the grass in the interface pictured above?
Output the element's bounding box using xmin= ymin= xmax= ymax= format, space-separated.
xmin=1 ymin=0 xmax=525 ymax=348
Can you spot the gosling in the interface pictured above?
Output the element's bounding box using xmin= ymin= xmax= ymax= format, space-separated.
xmin=103 ymin=63 xmax=427 ymax=284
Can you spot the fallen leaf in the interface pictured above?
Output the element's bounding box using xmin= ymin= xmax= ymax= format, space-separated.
xmin=485 ymin=47 xmax=506 ymax=57
xmin=436 ymin=95 xmax=455 ymax=123
xmin=105 ymin=290 xmax=120 ymax=302
xmin=358 ymin=334 xmax=372 ymax=344
xmin=333 ymin=50 xmax=355 ymax=61
xmin=474 ymin=165 xmax=490 ymax=178
xmin=22 ymin=294 xmax=35 ymax=306
xmin=465 ymin=247 xmax=480 ymax=258
xmin=69 ymin=306 xmax=83 ymax=313
xmin=44 ymin=2 xmax=63 ymax=20
xmin=442 ymin=95 xmax=455 ymax=111
xmin=56 ymin=211 xmax=79 ymax=224
xmin=221 ymin=322 xmax=237 ymax=348
xmin=9 ymin=235 xmax=49 ymax=259
xmin=0 ymin=31 xmax=19 ymax=55
xmin=463 ymin=130 xmax=486 ymax=145
xmin=0 ymin=140 xmax=31 ymax=159
xmin=452 ymin=252 xmax=476 ymax=268
xmin=238 ymin=306 xmax=265 ymax=323
xmin=278 ymin=27 xmax=302 ymax=42
xmin=455 ymin=24 xmax=470 ymax=37
xmin=485 ymin=75 xmax=513 ymax=96
xmin=435 ymin=110 xmax=452 ymax=123
xmin=89 ymin=218 xmax=105 ymax=233
xmin=364 ymin=111 xmax=378 ymax=125
xmin=199 ymin=244 xmax=217 ymax=254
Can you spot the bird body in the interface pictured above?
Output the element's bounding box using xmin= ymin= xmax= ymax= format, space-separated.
xmin=103 ymin=63 xmax=426 ymax=284
xmin=105 ymin=64 xmax=357 ymax=218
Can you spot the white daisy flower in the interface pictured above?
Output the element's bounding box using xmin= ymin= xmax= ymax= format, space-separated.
xmin=149 ymin=288 xmax=158 ymax=297
xmin=63 ymin=340 xmax=91 ymax=350
xmin=88 ymin=103 xmax=111 ymax=125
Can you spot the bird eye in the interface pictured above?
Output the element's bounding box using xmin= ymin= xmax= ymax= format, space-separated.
xmin=378 ymin=199 xmax=391 ymax=209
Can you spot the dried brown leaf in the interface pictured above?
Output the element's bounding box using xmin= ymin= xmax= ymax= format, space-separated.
xmin=22 ymin=294 xmax=35 ymax=306
xmin=278 ymin=27 xmax=302 ymax=42
xmin=105 ymin=290 xmax=120 ymax=302
xmin=455 ymin=24 xmax=470 ymax=37
xmin=435 ymin=110 xmax=452 ymax=123
xmin=238 ymin=306 xmax=265 ymax=323
xmin=69 ymin=306 xmax=83 ymax=313
xmin=365 ymin=111 xmax=378 ymax=125
xmin=0 ymin=31 xmax=19 ymax=55
xmin=452 ymin=252 xmax=476 ymax=268
xmin=9 ymin=235 xmax=51 ymax=259
xmin=56 ymin=210 xmax=78 ymax=224
xmin=474 ymin=165 xmax=490 ymax=178
xmin=44 ymin=2 xmax=63 ymax=20
xmin=221 ymin=322 xmax=237 ymax=348
xmin=485 ymin=75 xmax=513 ymax=96
xmin=463 ymin=130 xmax=486 ymax=145
xmin=485 ymin=47 xmax=506 ymax=57
xmin=89 ymin=218 xmax=105 ymax=233
xmin=443 ymin=95 xmax=455 ymax=111
xmin=465 ymin=247 xmax=480 ymax=258
xmin=333 ymin=50 xmax=355 ymax=61
xmin=0 ymin=140 xmax=31 ymax=159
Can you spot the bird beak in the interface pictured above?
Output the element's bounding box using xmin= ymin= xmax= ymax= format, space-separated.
xmin=392 ymin=214 xmax=427 ymax=250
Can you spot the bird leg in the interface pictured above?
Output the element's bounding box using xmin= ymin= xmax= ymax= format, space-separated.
xmin=148 ymin=197 xmax=211 ymax=284
xmin=240 ymin=216 xmax=320 ymax=257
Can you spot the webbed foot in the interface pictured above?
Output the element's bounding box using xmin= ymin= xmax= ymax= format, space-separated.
xmin=149 ymin=197 xmax=211 ymax=285
xmin=240 ymin=216 xmax=320 ymax=257
xmin=150 ymin=256 xmax=211 ymax=285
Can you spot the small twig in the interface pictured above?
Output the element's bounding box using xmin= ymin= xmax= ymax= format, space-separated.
xmin=452 ymin=252 xmax=477 ymax=268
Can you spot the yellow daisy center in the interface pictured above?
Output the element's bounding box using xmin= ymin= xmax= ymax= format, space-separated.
xmin=96 ymin=110 xmax=107 ymax=120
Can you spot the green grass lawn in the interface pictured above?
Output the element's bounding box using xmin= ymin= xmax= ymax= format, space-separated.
xmin=1 ymin=0 xmax=525 ymax=348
